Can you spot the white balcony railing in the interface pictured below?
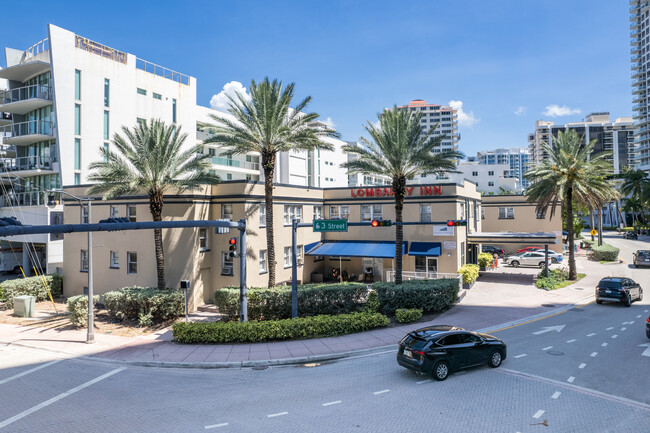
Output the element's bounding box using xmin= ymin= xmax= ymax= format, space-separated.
xmin=0 ymin=84 xmax=52 ymax=106
xmin=211 ymin=156 xmax=260 ymax=171
xmin=0 ymin=190 xmax=55 ymax=208
xmin=0 ymin=120 xmax=54 ymax=139
xmin=1 ymin=155 xmax=54 ymax=172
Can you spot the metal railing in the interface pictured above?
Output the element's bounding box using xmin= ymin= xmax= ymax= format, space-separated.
xmin=0 ymin=190 xmax=55 ymax=208
xmin=385 ymin=270 xmax=462 ymax=284
xmin=75 ymin=35 xmax=127 ymax=64
xmin=135 ymin=58 xmax=189 ymax=85
xmin=0 ymin=120 xmax=54 ymax=139
xmin=211 ymin=156 xmax=260 ymax=171
xmin=0 ymin=155 xmax=54 ymax=172
xmin=24 ymin=38 xmax=49 ymax=59
xmin=0 ymin=84 xmax=52 ymax=106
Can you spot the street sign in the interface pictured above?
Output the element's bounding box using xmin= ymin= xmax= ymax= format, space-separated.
xmin=215 ymin=218 xmax=230 ymax=234
xmin=590 ymin=229 xmax=597 ymax=236
xmin=313 ymin=219 xmax=348 ymax=232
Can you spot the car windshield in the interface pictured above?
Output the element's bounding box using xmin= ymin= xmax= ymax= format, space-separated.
xmin=597 ymin=281 xmax=621 ymax=289
xmin=637 ymin=251 xmax=650 ymax=257
xmin=401 ymin=335 xmax=428 ymax=350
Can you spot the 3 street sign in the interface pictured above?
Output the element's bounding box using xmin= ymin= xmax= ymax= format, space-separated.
xmin=313 ymin=219 xmax=348 ymax=232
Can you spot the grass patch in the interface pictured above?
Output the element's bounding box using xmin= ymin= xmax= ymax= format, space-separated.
xmin=536 ymin=267 xmax=586 ymax=290
xmin=549 ymin=273 xmax=586 ymax=289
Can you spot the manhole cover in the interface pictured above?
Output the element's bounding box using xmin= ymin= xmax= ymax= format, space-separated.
xmin=569 ymin=307 xmax=584 ymax=312
xmin=573 ymin=287 xmax=584 ymax=291
xmin=542 ymin=304 xmax=556 ymax=308
xmin=547 ymin=350 xmax=564 ymax=356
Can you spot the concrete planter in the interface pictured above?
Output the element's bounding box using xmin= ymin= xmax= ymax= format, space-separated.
xmin=462 ymin=281 xmax=475 ymax=290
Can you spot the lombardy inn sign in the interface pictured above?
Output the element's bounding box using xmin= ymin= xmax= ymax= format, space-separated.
xmin=350 ymin=185 xmax=443 ymax=198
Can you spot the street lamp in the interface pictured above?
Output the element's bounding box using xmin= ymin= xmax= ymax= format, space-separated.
xmin=48 ymin=190 xmax=95 ymax=344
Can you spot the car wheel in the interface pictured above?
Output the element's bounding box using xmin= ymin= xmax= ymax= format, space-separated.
xmin=13 ymin=266 xmax=21 ymax=275
xmin=488 ymin=350 xmax=502 ymax=368
xmin=596 ymin=299 xmax=603 ymax=304
xmin=551 ymin=257 xmax=558 ymax=264
xmin=432 ymin=361 xmax=450 ymax=381
xmin=538 ymin=262 xmax=546 ymax=269
xmin=638 ymin=289 xmax=643 ymax=302
xmin=624 ymin=294 xmax=632 ymax=307
xmin=511 ymin=261 xmax=519 ymax=268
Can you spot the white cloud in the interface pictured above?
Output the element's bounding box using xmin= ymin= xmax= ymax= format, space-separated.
xmin=514 ymin=106 xmax=527 ymax=116
xmin=542 ymin=104 xmax=581 ymax=117
xmin=209 ymin=81 xmax=251 ymax=112
xmin=448 ymin=100 xmax=479 ymax=127
xmin=322 ymin=117 xmax=336 ymax=128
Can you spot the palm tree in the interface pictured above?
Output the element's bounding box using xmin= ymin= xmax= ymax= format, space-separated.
xmin=204 ymin=78 xmax=338 ymax=287
xmin=87 ymin=119 xmax=221 ymax=290
xmin=524 ymin=130 xmax=617 ymax=280
xmin=342 ymin=107 xmax=463 ymax=284
xmin=620 ymin=169 xmax=650 ymax=229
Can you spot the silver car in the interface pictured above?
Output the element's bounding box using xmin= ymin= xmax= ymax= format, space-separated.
xmin=506 ymin=251 xmax=555 ymax=268
xmin=633 ymin=250 xmax=650 ymax=268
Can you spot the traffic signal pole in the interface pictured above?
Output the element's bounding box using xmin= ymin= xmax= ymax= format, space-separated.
xmin=239 ymin=219 xmax=247 ymax=322
xmin=291 ymin=218 xmax=299 ymax=318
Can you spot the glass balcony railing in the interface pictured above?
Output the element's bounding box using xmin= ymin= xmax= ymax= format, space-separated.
xmin=0 ymin=155 xmax=54 ymax=172
xmin=0 ymin=190 xmax=52 ymax=208
xmin=0 ymin=84 xmax=52 ymax=106
xmin=0 ymin=120 xmax=54 ymax=141
xmin=211 ymin=156 xmax=260 ymax=171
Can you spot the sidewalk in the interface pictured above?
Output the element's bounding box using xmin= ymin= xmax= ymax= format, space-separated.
xmin=0 ymin=259 xmax=599 ymax=369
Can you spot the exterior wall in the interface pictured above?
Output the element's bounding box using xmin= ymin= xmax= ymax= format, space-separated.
xmin=481 ymin=195 xmax=563 ymax=254
xmin=398 ymin=99 xmax=460 ymax=151
xmin=418 ymin=162 xmax=520 ymax=193
xmin=631 ymin=0 xmax=650 ymax=172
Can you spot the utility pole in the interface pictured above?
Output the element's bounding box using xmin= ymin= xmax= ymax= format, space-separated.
xmin=239 ymin=219 xmax=247 ymax=322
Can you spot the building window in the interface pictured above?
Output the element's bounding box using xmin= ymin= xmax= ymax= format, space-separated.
xmin=74 ymin=173 xmax=80 ymax=185
xmin=472 ymin=171 xmax=478 ymax=176
xmin=536 ymin=209 xmax=546 ymax=219
xmin=361 ymin=205 xmax=382 ymax=222
xmin=80 ymin=249 xmax=88 ymax=272
xmin=259 ymin=204 xmax=266 ymax=227
xmin=81 ymin=206 xmax=89 ymax=224
xmin=104 ymin=78 xmax=110 ymax=107
xmin=297 ymin=245 xmax=303 ymax=265
xmin=74 ymin=138 xmax=81 ymax=170
xmin=127 ymin=252 xmax=137 ymax=274
xmin=459 ymin=202 xmax=465 ymax=219
xmin=75 ymin=69 xmax=81 ymax=100
xmin=137 ymin=117 xmax=146 ymax=125
xmin=103 ymin=142 xmax=109 ymax=163
xmin=137 ymin=88 xmax=147 ymax=96
xmin=420 ymin=204 xmax=432 ymax=222
xmin=226 ymin=173 xmax=232 ymax=180
xmin=488 ymin=181 xmax=494 ymax=187
xmin=461 ymin=242 xmax=466 ymax=266
xmin=498 ymin=207 xmax=515 ymax=219
xmin=222 ymin=204 xmax=233 ymax=220
xmin=221 ymin=252 xmax=234 ymax=276
xmin=74 ymin=104 xmax=81 ymax=135
xmin=488 ymin=171 xmax=494 ymax=176
xmin=313 ymin=205 xmax=323 ymax=221
xmin=110 ymin=205 xmax=119 ymax=218
xmin=110 ymin=251 xmax=119 ymax=269
xmin=259 ymin=250 xmax=267 ymax=273
xmin=284 ymin=205 xmax=303 ymax=225
xmin=153 ymin=93 xmax=162 ymax=100
xmin=127 ymin=205 xmax=136 ymax=222
xmin=103 ymin=111 xmax=109 ymax=140
xmin=329 ymin=205 xmax=350 ymax=220
xmin=172 ymin=98 xmax=177 ymax=123
xmin=284 ymin=246 xmax=292 ymax=268
xmin=199 ymin=228 xmax=208 ymax=251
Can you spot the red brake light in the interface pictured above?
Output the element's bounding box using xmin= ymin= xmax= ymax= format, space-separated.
xmin=646 ymin=317 xmax=650 ymax=324
xmin=413 ymin=350 xmax=425 ymax=356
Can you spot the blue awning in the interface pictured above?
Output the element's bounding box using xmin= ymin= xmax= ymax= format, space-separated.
xmin=305 ymin=241 xmax=407 ymax=258
xmin=408 ymin=242 xmax=441 ymax=257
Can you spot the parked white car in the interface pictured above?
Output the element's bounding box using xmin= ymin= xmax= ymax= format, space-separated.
xmin=505 ymin=251 xmax=562 ymax=268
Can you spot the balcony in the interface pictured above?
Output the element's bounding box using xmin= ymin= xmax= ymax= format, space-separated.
xmin=0 ymin=120 xmax=54 ymax=145
xmin=0 ymin=112 xmax=11 ymax=127
xmin=211 ymin=156 xmax=260 ymax=172
xmin=0 ymin=155 xmax=55 ymax=176
xmin=0 ymin=190 xmax=50 ymax=208
xmin=0 ymin=85 xmax=52 ymax=115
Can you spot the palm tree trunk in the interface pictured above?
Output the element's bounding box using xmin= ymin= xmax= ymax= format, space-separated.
xmin=149 ymin=188 xmax=165 ymax=290
xmin=393 ymin=176 xmax=406 ymax=285
xmin=263 ymin=151 xmax=276 ymax=288
xmin=565 ymin=185 xmax=577 ymax=280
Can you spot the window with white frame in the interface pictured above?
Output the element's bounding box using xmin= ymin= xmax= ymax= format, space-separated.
xmin=329 ymin=205 xmax=350 ymax=220
xmin=488 ymin=171 xmax=494 ymax=176
xmin=481 ymin=206 xmax=485 ymax=219
xmin=498 ymin=207 xmax=514 ymax=219
xmin=222 ymin=252 xmax=234 ymax=276
xmin=420 ymin=204 xmax=432 ymax=222
xmin=313 ymin=205 xmax=323 ymax=221
xmin=127 ymin=252 xmax=137 ymax=274
xmin=284 ymin=246 xmax=292 ymax=267
xmin=199 ymin=228 xmax=208 ymax=251
xmin=488 ymin=181 xmax=494 ymax=187
xmin=81 ymin=206 xmax=89 ymax=224
xmin=127 ymin=205 xmax=136 ymax=222
xmin=284 ymin=205 xmax=303 ymax=225
xmin=361 ymin=205 xmax=382 ymax=222
xmin=110 ymin=251 xmax=119 ymax=268
xmin=110 ymin=205 xmax=119 ymax=218
xmin=297 ymin=245 xmax=303 ymax=265
xmin=259 ymin=250 xmax=267 ymax=273
xmin=80 ymin=249 xmax=88 ymax=271
xmin=222 ymin=204 xmax=233 ymax=220
xmin=461 ymin=242 xmax=466 ymax=265
xmin=536 ymin=209 xmax=546 ymax=219
xmin=459 ymin=202 xmax=465 ymax=220
xmin=259 ymin=204 xmax=266 ymax=227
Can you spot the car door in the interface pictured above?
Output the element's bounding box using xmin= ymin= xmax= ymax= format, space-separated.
xmin=628 ymin=279 xmax=640 ymax=300
xmin=520 ymin=253 xmax=533 ymax=266
xmin=438 ymin=334 xmax=470 ymax=370
xmin=458 ymin=332 xmax=487 ymax=366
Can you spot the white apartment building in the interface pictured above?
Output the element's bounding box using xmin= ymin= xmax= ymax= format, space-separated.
xmin=475 ymin=147 xmax=531 ymax=189
xmin=398 ymin=99 xmax=460 ymax=151
xmin=528 ymin=113 xmax=635 ymax=174
xmin=418 ymin=161 xmax=519 ymax=194
xmin=631 ymin=0 xmax=650 ymax=173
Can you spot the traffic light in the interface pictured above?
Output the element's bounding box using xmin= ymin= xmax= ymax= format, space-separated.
xmin=447 ymin=220 xmax=467 ymax=227
xmin=371 ymin=219 xmax=392 ymax=227
xmin=228 ymin=238 xmax=238 ymax=258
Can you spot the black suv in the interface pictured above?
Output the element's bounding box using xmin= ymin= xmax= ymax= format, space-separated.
xmin=595 ymin=277 xmax=643 ymax=307
xmin=624 ymin=232 xmax=638 ymax=240
xmin=397 ymin=325 xmax=507 ymax=381
xmin=481 ymin=245 xmax=504 ymax=257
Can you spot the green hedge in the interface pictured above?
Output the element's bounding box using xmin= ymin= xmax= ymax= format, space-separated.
xmin=395 ymin=308 xmax=423 ymax=323
xmin=103 ymin=287 xmax=184 ymax=325
xmin=592 ymin=243 xmax=620 ymax=262
xmin=581 ymin=239 xmax=594 ymax=249
xmin=0 ymin=274 xmax=63 ymax=308
xmin=172 ymin=312 xmax=390 ymax=344
xmin=214 ymin=282 xmax=368 ymax=321
xmin=67 ymin=295 xmax=99 ymax=327
xmin=372 ymin=279 xmax=458 ymax=316
xmin=478 ymin=253 xmax=493 ymax=268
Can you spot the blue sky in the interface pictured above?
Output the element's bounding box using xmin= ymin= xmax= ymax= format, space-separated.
xmin=1 ymin=0 xmax=632 ymax=157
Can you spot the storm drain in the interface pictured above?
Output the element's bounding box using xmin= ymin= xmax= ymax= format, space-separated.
xmin=547 ymin=350 xmax=564 ymax=356
xmin=573 ymin=287 xmax=585 ymax=291
xmin=251 ymin=366 xmax=269 ymax=371
xmin=542 ymin=304 xmax=556 ymax=308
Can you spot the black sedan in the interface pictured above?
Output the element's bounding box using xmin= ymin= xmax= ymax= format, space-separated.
xmin=624 ymin=232 xmax=638 ymax=239
xmin=595 ymin=277 xmax=643 ymax=307
xmin=482 ymin=245 xmax=505 ymax=258
xmin=397 ymin=325 xmax=507 ymax=381
xmin=646 ymin=316 xmax=650 ymax=339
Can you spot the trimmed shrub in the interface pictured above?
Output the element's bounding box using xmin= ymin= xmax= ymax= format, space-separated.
xmin=172 ymin=312 xmax=390 ymax=344
xmin=103 ymin=287 xmax=184 ymax=324
xmin=364 ymin=290 xmax=380 ymax=313
xmin=67 ymin=295 xmax=99 ymax=327
xmin=581 ymin=239 xmax=594 ymax=249
xmin=0 ymin=274 xmax=63 ymax=308
xmin=395 ymin=308 xmax=423 ymax=323
xmin=214 ymin=282 xmax=368 ymax=321
xmin=458 ymin=264 xmax=479 ymax=284
xmin=478 ymin=253 xmax=493 ymax=268
xmin=373 ymin=279 xmax=458 ymax=316
xmin=592 ymin=243 xmax=620 ymax=262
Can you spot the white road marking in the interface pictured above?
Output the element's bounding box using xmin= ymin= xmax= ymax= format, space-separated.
xmin=606 ymin=327 xmax=614 ymax=331
xmin=579 ymin=363 xmax=586 ymax=369
xmin=611 ymin=334 xmax=618 ymax=339
xmin=205 ymin=423 xmax=229 ymax=429
xmin=514 ymin=354 xmax=527 ymax=358
xmin=567 ymin=376 xmax=575 ymax=383
xmin=621 ymin=327 xmax=627 ymax=331
xmin=551 ymin=391 xmax=561 ymax=399
xmin=322 ymin=401 xmax=341 ymax=406
xmin=533 ymin=325 xmax=565 ymax=335
xmin=629 ymin=321 xmax=635 ymax=325
xmin=601 ymin=342 xmax=608 ymax=347
xmin=0 ymin=360 xmax=62 ymax=386
xmin=587 ymin=333 xmax=596 ymax=337
xmin=0 ymin=367 xmax=125 ymax=430
xmin=591 ymin=352 xmax=598 ymax=357
xmin=373 ymin=389 xmax=390 ymax=395
xmin=416 ymin=380 xmax=432 ymax=384
xmin=645 ymin=310 xmax=648 ymax=313
xmin=566 ymin=339 xmax=576 ymax=343
xmin=542 ymin=346 xmax=553 ymax=351
xmin=533 ymin=410 xmax=545 ymax=419
xmin=639 ymin=343 xmax=650 ymax=357
xmin=637 ymin=315 xmax=642 ymax=319
xmin=267 ymin=412 xmax=288 ymax=418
